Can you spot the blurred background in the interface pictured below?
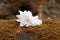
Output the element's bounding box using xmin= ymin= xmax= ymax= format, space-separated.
xmin=0 ymin=0 xmax=60 ymax=19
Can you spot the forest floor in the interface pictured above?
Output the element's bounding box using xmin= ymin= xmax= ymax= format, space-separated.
xmin=0 ymin=18 xmax=60 ymax=40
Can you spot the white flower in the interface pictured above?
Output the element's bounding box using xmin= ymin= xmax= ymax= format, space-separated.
xmin=16 ymin=10 xmax=42 ymax=27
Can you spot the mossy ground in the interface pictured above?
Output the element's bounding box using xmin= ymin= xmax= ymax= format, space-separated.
xmin=0 ymin=19 xmax=60 ymax=40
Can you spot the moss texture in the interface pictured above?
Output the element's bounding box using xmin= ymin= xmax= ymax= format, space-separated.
xmin=0 ymin=19 xmax=60 ymax=40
